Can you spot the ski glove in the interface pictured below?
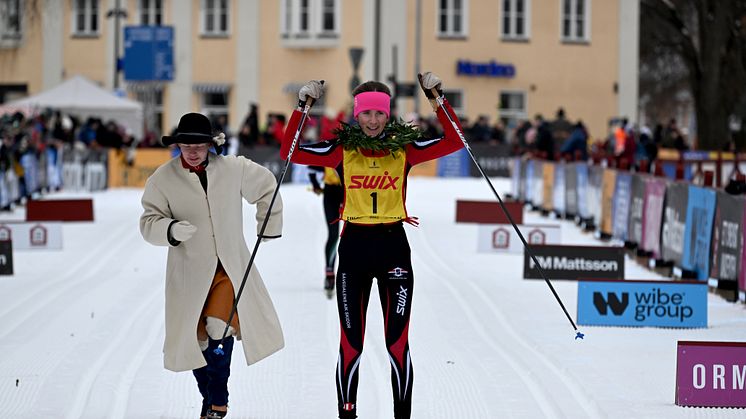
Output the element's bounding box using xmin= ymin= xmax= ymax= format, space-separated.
xmin=298 ymin=80 xmax=324 ymax=107
xmin=170 ymin=221 xmax=197 ymax=242
xmin=418 ymin=72 xmax=444 ymax=99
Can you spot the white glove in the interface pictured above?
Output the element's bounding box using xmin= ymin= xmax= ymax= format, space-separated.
xmin=298 ymin=80 xmax=325 ymax=103
xmin=171 ymin=221 xmax=197 ymax=242
xmin=419 ymin=72 xmax=443 ymax=91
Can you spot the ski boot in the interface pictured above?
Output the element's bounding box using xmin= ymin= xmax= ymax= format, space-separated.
xmin=324 ymin=268 xmax=335 ymax=299
xmin=206 ymin=407 xmax=227 ymax=418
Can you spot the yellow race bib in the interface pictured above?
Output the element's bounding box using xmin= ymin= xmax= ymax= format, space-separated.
xmin=341 ymin=149 xmax=407 ymax=224
xmin=324 ymin=167 xmax=341 ymax=186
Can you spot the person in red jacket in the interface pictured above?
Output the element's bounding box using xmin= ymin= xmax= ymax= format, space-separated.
xmin=281 ymin=72 xmax=464 ymax=419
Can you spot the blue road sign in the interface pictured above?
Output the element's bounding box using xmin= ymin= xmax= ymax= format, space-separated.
xmin=123 ymin=25 xmax=174 ymax=81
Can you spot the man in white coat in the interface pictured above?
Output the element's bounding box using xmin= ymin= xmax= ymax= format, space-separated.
xmin=140 ymin=112 xmax=284 ymax=419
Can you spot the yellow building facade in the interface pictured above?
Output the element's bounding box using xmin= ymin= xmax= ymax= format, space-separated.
xmin=0 ymin=0 xmax=638 ymax=141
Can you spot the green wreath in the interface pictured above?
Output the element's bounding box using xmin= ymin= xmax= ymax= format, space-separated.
xmin=334 ymin=120 xmax=424 ymax=152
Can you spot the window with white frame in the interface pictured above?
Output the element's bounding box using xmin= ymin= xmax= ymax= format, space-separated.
xmin=561 ymin=0 xmax=589 ymax=42
xmin=498 ymin=90 xmax=527 ymax=131
xmin=438 ymin=0 xmax=468 ymax=38
xmin=73 ymin=0 xmax=99 ymax=36
xmin=0 ymin=0 xmax=21 ymax=40
xmin=282 ymin=0 xmax=339 ymax=43
xmin=139 ymin=0 xmax=163 ymax=26
xmin=501 ymin=0 xmax=530 ymax=40
xmin=202 ymin=0 xmax=229 ymax=36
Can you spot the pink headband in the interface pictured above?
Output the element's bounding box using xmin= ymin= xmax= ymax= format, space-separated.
xmin=353 ymin=91 xmax=390 ymax=118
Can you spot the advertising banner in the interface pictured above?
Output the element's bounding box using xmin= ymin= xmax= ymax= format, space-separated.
xmin=511 ymin=157 xmax=521 ymax=199
xmin=641 ymin=178 xmax=667 ymax=258
xmin=107 ymin=148 xmax=171 ymax=188
xmin=438 ymin=148 xmax=470 ymax=177
xmin=0 ymin=240 xmax=11 ymax=275
xmin=552 ymin=162 xmax=566 ymax=214
xmin=532 ymin=160 xmax=544 ymax=208
xmin=542 ymin=162 xmax=555 ymax=212
xmin=709 ymin=193 xmax=744 ymax=287
xmin=523 ymin=244 xmax=625 ymax=280
xmin=587 ymin=165 xmax=604 ymax=228
xmin=627 ymin=174 xmax=647 ymax=246
xmin=525 ymin=159 xmax=534 ymax=205
xmin=565 ymin=163 xmax=578 ymax=217
xmin=612 ymin=173 xmax=632 ymax=241
xmin=26 ymin=199 xmax=94 ymax=222
xmin=577 ymin=279 xmax=707 ymax=328
xmin=468 ymin=144 xmax=511 ymax=177
xmin=741 ymin=203 xmax=746 ymax=301
xmin=676 ymin=341 xmax=746 ymax=407
xmin=661 ymin=183 xmax=689 ymax=265
xmin=0 ymin=222 xmax=63 ymax=250
xmin=241 ymin=146 xmax=293 ymax=183
xmin=455 ymin=200 xmax=523 ymax=224
xmin=682 ymin=186 xmax=717 ymax=280
xmin=477 ymin=224 xmax=561 ymax=253
xmin=600 ymin=169 xmax=617 ymax=235
xmin=576 ymin=164 xmax=590 ymax=220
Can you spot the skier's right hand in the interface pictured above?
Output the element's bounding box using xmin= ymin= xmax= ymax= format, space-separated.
xmin=298 ymin=80 xmax=325 ymax=107
xmin=170 ymin=221 xmax=197 ymax=242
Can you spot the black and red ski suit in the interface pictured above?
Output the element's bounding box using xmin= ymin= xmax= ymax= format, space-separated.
xmin=281 ymin=100 xmax=464 ymax=418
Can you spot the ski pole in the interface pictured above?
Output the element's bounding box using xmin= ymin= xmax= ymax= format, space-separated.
xmin=214 ymin=86 xmax=322 ymax=355
xmin=427 ymin=85 xmax=584 ymax=340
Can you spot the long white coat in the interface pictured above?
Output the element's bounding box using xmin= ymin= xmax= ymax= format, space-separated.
xmin=140 ymin=153 xmax=284 ymax=372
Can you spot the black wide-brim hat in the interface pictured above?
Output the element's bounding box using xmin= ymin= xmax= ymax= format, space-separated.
xmin=162 ymin=112 xmax=216 ymax=146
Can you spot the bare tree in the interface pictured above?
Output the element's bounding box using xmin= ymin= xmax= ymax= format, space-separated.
xmin=641 ymin=0 xmax=746 ymax=150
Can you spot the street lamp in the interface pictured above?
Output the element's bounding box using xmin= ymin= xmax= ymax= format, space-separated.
xmin=107 ymin=0 xmax=128 ymax=91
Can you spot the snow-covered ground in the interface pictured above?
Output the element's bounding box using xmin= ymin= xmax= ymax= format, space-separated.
xmin=0 ymin=177 xmax=744 ymax=419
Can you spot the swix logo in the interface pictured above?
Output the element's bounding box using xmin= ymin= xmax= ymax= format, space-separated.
xmin=396 ymin=286 xmax=408 ymax=315
xmin=349 ymin=171 xmax=399 ymax=190
xmin=388 ymin=267 xmax=409 ymax=277
xmin=343 ymin=403 xmax=355 ymax=411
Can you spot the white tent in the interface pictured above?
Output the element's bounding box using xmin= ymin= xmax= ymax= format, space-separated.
xmin=0 ymin=75 xmax=143 ymax=139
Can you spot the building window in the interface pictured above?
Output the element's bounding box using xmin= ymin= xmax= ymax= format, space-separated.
xmin=561 ymin=0 xmax=589 ymax=43
xmin=202 ymin=0 xmax=229 ymax=36
xmin=73 ymin=0 xmax=99 ymax=36
xmin=139 ymin=0 xmax=162 ymax=26
xmin=201 ymin=91 xmax=230 ymax=126
xmin=444 ymin=90 xmax=464 ymax=115
xmin=0 ymin=0 xmax=22 ymax=41
xmin=438 ymin=0 xmax=468 ymax=38
xmin=501 ymin=0 xmax=530 ymax=40
xmin=498 ymin=90 xmax=527 ymax=131
xmin=282 ymin=0 xmax=339 ymax=46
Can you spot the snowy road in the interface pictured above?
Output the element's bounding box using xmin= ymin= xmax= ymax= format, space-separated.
xmin=1 ymin=177 xmax=744 ymax=418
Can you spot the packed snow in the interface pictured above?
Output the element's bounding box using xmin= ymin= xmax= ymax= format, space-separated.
xmin=0 ymin=176 xmax=744 ymax=419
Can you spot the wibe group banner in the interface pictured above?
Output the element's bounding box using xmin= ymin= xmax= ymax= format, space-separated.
xmin=682 ymin=186 xmax=717 ymax=280
xmin=577 ymin=279 xmax=708 ymax=328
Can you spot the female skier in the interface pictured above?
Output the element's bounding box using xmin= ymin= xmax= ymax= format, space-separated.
xmin=281 ymin=72 xmax=465 ymax=419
